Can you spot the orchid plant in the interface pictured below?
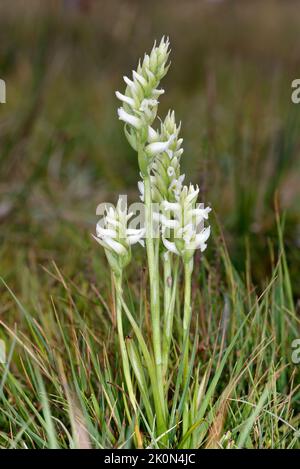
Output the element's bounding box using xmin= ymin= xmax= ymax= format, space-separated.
xmin=94 ymin=37 xmax=211 ymax=446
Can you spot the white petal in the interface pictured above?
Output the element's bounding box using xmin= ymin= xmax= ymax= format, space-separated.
xmin=183 ymin=223 xmax=194 ymax=233
xmin=105 ymin=216 xmax=119 ymax=227
xmin=126 ymin=228 xmax=145 ymax=236
xmin=163 ymin=251 xmax=170 ymax=261
xmin=123 ymin=75 xmax=134 ymax=87
xmin=169 ymin=174 xmax=185 ymax=195
xmin=161 ymin=201 xmax=181 ymax=211
xmin=148 ymin=126 xmax=159 ymax=142
xmin=128 ymin=233 xmax=144 ymax=245
xmin=152 ymin=88 xmax=165 ymax=98
xmin=153 ymin=211 xmax=161 ymax=223
xmin=139 ymin=98 xmax=158 ymax=112
xmin=96 ymin=225 xmax=117 ymax=238
xmin=107 ymin=207 xmax=115 ymax=218
xmin=105 ymin=238 xmax=127 ymax=255
xmin=126 ymin=212 xmax=134 ymax=221
xmin=186 ymin=186 xmax=199 ymax=204
xmin=132 ymin=70 xmax=147 ymax=87
xmin=161 ymin=216 xmax=179 ymax=229
xmin=192 ymin=207 xmax=210 ymax=219
xmin=145 ymin=135 xmax=174 ymax=157
xmin=118 ymin=108 xmax=142 ymax=129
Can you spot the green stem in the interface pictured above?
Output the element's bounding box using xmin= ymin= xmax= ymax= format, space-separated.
xmin=183 ymin=258 xmax=193 ymax=383
xmin=114 ymin=273 xmax=137 ymax=413
xmin=118 ymin=289 xmax=167 ymax=438
xmin=143 ymin=173 xmax=165 ymax=411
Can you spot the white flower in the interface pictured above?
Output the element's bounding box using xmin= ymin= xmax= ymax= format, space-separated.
xmin=161 ymin=201 xmax=181 ymax=211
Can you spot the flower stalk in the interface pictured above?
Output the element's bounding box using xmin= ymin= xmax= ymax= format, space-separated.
xmin=162 ymin=253 xmax=179 ymax=379
xmin=143 ymin=168 xmax=166 ymax=425
xmin=94 ymin=36 xmax=211 ymax=446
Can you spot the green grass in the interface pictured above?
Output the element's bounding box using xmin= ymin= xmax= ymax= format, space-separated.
xmin=0 ymin=1 xmax=299 ymax=449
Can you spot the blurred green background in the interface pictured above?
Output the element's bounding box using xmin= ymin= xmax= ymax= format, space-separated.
xmin=0 ymin=0 xmax=299 ymax=300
